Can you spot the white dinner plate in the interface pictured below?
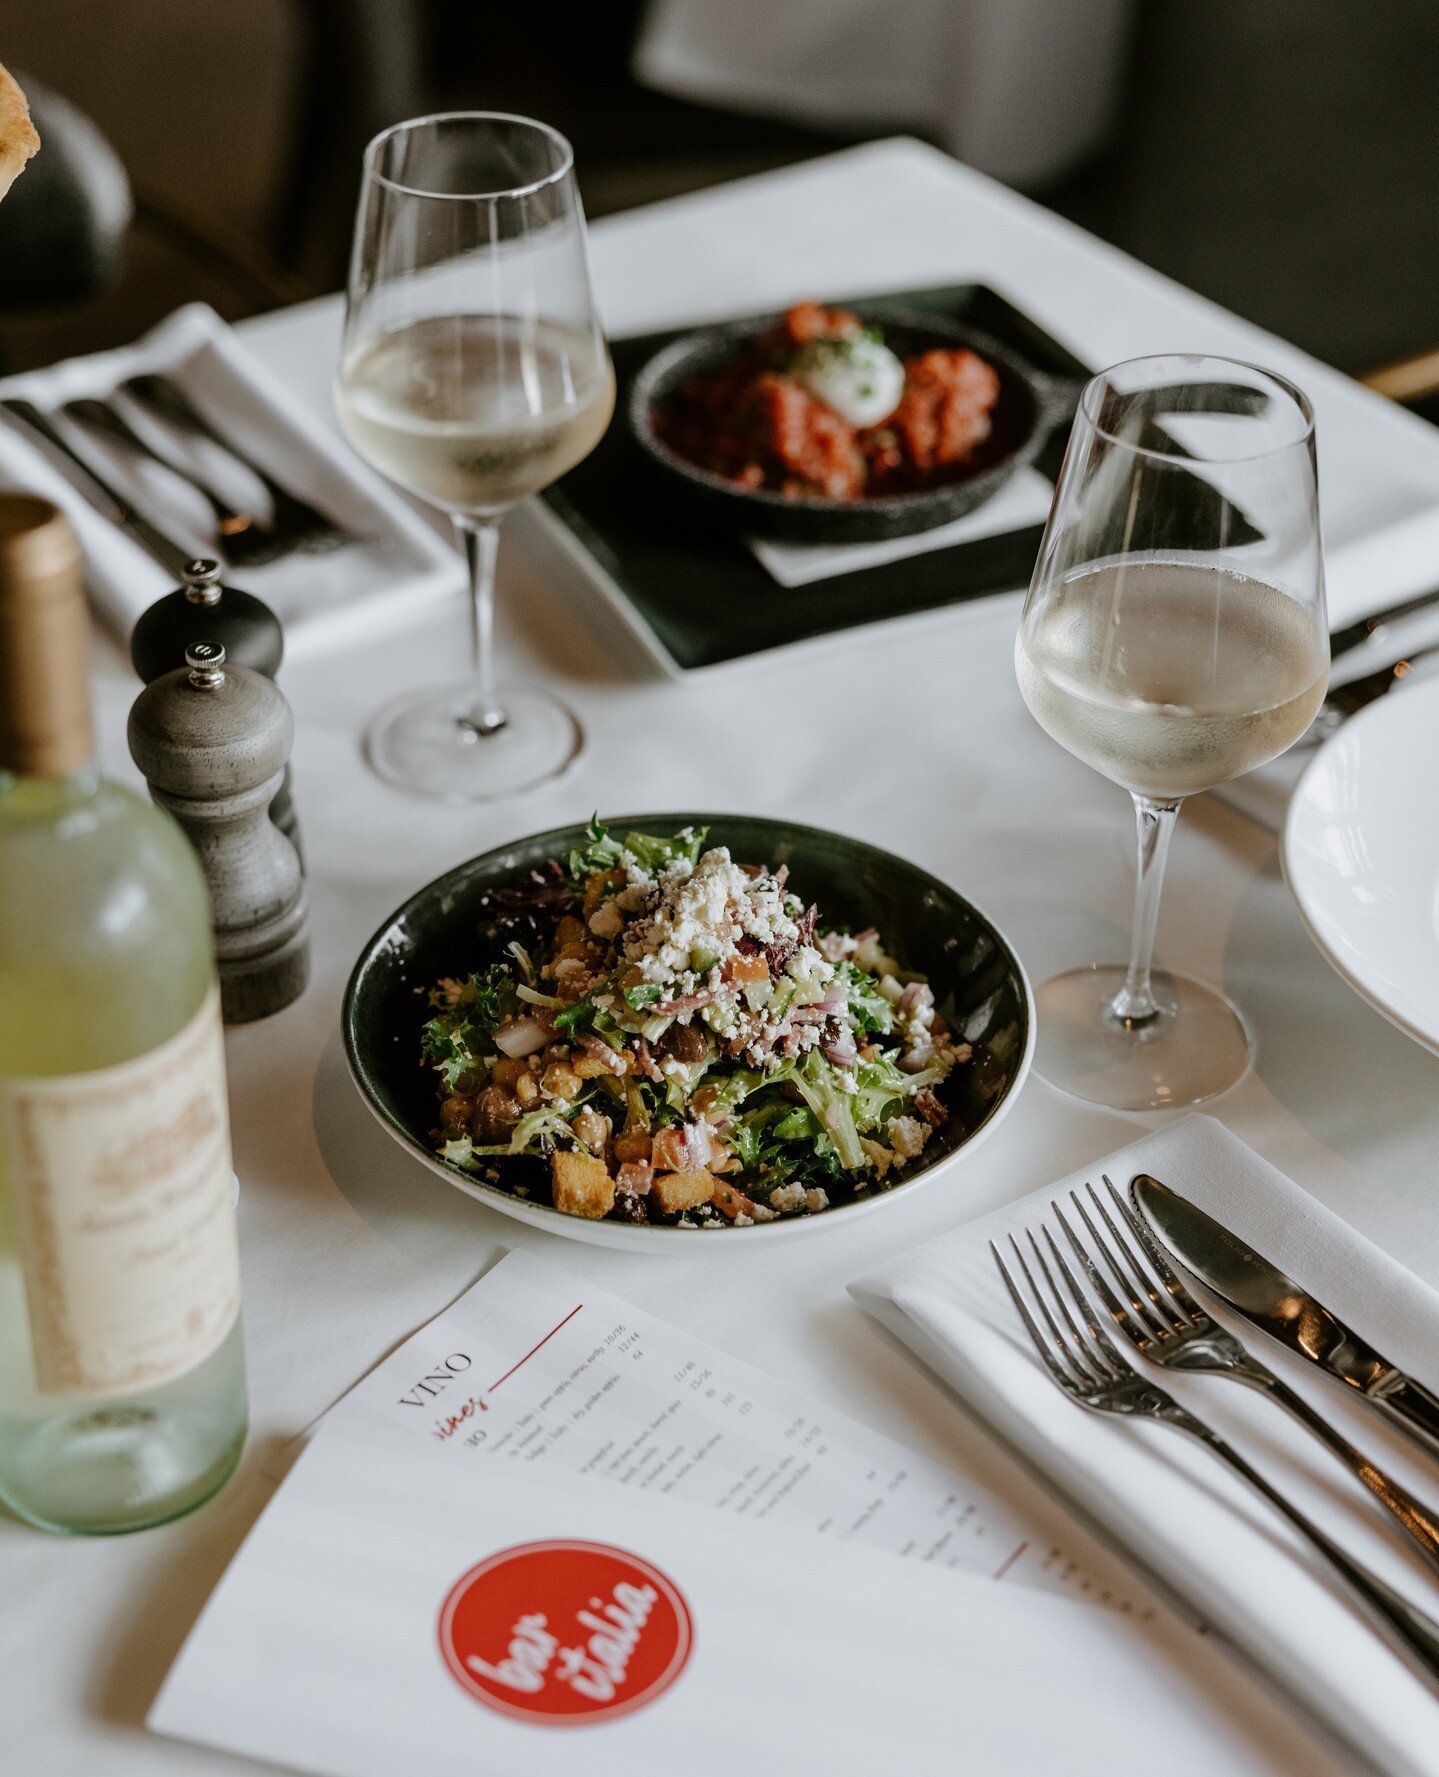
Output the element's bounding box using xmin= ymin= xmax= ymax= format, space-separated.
xmin=1283 ymin=675 xmax=1439 ymax=1055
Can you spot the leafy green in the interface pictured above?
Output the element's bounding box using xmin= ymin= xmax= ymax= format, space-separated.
xmin=624 ymin=982 xmax=664 ymax=1011
xmin=841 ymin=962 xmax=893 ymax=1036
xmin=565 ymin=815 xmax=625 ymax=879
xmin=565 ymin=815 xmax=707 ymax=883
xmin=791 ymin=1052 xmax=865 ymax=1170
xmin=420 ymin=964 xmax=514 ymax=1091
xmin=623 ymin=824 xmax=706 ymax=875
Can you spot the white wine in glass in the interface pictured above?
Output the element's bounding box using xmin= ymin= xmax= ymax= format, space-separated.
xmin=1015 ymin=355 xmax=1328 ymax=1111
xmin=336 ymin=113 xmax=615 ymax=803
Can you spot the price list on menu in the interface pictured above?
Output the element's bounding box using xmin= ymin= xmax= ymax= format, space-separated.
xmin=320 ymin=1250 xmax=1148 ymax=1612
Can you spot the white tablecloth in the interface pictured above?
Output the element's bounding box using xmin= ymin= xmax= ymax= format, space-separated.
xmin=8 ymin=140 xmax=1439 ymax=1777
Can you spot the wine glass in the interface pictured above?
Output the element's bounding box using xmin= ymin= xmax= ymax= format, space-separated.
xmin=1015 ymin=354 xmax=1328 ymax=1111
xmin=336 ymin=113 xmax=614 ymax=802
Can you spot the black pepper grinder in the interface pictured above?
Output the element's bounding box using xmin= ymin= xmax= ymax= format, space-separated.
xmin=130 ymin=559 xmax=302 ymax=864
xmin=128 ymin=642 xmax=310 ymax=1022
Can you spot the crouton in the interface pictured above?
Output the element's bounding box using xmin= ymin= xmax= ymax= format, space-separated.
xmin=583 ymin=869 xmax=624 ymax=917
xmin=551 ymin=1150 xmax=616 ymax=1220
xmin=555 ymin=913 xmax=587 ymax=947
xmin=612 ymin=1128 xmax=652 ymax=1164
xmin=651 ymin=1167 xmax=715 ymax=1215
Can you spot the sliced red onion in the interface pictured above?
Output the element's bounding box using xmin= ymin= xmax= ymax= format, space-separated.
xmin=494 ymin=1016 xmax=549 ymax=1058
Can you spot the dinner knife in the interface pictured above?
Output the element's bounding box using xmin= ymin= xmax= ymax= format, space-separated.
xmin=1330 ymin=583 xmax=1439 ymax=664
xmin=0 ymin=397 xmax=194 ymax=576
xmin=1132 ymin=1173 xmax=1439 ymax=1459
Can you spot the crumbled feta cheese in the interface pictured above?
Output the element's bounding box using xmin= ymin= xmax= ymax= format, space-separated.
xmin=588 ymin=899 xmax=624 ymax=939
xmin=803 ymin=1187 xmax=829 ymax=1213
xmin=888 ymin=1116 xmax=928 ymax=1161
xmin=768 ymin=1183 xmax=806 ymax=1212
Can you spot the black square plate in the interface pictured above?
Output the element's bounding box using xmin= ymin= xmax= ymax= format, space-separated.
xmin=537 ymin=283 xmax=1089 ymax=671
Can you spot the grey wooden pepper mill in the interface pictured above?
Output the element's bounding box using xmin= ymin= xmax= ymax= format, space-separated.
xmin=128 ymin=641 xmax=310 ymax=1022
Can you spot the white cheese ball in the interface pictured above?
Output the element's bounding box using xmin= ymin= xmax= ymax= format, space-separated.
xmin=793 ymin=333 xmax=905 ymax=428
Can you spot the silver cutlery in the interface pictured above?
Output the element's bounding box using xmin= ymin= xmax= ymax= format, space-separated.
xmin=993 ymin=1210 xmax=1439 ymax=1687
xmin=120 ymin=373 xmax=349 ymax=559
xmin=1134 ymin=1175 xmax=1439 ymax=1459
xmin=1304 ymin=639 xmax=1439 ymax=744
xmin=0 ymin=396 xmax=194 ymax=576
xmin=63 ymin=395 xmax=266 ymax=558
xmin=1067 ymin=1177 xmax=1439 ymax=1572
xmin=1330 ymin=584 xmax=1439 ymax=664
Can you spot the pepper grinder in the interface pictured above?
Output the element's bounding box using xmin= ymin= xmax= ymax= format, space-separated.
xmin=128 ymin=641 xmax=310 ymax=1022
xmin=130 ymin=559 xmax=302 ymax=864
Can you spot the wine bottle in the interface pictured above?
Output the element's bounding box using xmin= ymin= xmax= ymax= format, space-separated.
xmin=0 ymin=495 xmax=248 ymax=1533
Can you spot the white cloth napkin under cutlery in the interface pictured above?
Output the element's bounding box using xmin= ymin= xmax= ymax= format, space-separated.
xmin=0 ymin=303 xmax=462 ymax=654
xmin=850 ymin=1115 xmax=1439 ymax=1776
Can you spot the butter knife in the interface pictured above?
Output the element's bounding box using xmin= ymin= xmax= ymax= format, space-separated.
xmin=1133 ymin=1174 xmax=1439 ymax=1459
xmin=0 ymin=397 xmax=193 ymax=576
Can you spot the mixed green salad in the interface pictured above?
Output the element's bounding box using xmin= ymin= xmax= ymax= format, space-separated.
xmin=422 ymin=821 xmax=971 ymax=1228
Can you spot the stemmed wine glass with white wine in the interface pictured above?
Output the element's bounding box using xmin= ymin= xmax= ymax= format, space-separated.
xmin=336 ymin=112 xmax=614 ymax=802
xmin=1015 ymin=354 xmax=1328 ymax=1111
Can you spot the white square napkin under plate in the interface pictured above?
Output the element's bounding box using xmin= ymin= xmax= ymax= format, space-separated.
xmin=0 ymin=303 xmax=462 ymax=654
xmin=850 ymin=1116 xmax=1439 ymax=1776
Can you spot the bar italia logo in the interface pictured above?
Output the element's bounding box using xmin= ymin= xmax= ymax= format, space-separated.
xmin=438 ymin=1540 xmax=693 ymax=1725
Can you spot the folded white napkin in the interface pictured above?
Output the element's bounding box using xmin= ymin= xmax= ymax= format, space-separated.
xmin=850 ymin=1115 xmax=1439 ymax=1777
xmin=0 ymin=304 xmax=462 ymax=655
xmin=746 ymin=466 xmax=1054 ymax=588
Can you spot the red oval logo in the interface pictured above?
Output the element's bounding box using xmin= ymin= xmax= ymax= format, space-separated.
xmin=438 ymin=1540 xmax=693 ymax=1725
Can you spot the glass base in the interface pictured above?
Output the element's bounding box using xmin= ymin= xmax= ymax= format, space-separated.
xmin=0 ymin=1402 xmax=245 ymax=1536
xmin=364 ymin=680 xmax=583 ymax=804
xmin=1032 ymin=965 xmax=1253 ymax=1113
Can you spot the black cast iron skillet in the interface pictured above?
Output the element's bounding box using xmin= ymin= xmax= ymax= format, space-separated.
xmin=627 ymin=303 xmax=1082 ymax=545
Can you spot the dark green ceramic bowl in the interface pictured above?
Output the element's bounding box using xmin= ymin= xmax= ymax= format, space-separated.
xmin=342 ymin=814 xmax=1033 ymax=1250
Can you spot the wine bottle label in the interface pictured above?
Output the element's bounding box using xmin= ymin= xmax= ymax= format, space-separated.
xmin=0 ymin=986 xmax=240 ymax=1397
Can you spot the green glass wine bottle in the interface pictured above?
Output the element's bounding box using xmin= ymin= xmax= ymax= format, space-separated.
xmin=0 ymin=495 xmax=247 ymax=1533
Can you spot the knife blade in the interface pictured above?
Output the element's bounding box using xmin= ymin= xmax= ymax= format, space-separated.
xmin=0 ymin=397 xmax=194 ymax=577
xmin=1132 ymin=1173 xmax=1439 ymax=1460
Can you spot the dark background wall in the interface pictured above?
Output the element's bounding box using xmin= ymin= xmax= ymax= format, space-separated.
xmin=1 ymin=0 xmax=1435 ymax=383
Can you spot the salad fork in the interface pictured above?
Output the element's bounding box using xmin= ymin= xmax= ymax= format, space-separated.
xmin=992 ymin=1217 xmax=1439 ymax=1687
xmin=1057 ymin=1177 xmax=1439 ymax=1574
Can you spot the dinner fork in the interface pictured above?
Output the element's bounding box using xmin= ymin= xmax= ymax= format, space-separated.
xmin=993 ymin=1218 xmax=1439 ymax=1687
xmin=1058 ymin=1176 xmax=1439 ymax=1574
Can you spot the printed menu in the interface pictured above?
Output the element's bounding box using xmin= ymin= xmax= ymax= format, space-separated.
xmin=315 ymin=1248 xmax=1149 ymax=1612
xmin=151 ymin=1417 xmax=1290 ymax=1777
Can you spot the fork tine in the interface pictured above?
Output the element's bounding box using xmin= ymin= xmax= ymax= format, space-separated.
xmin=1082 ymin=1180 xmax=1188 ymax=1336
xmin=991 ymin=1238 xmax=1086 ymax=1394
xmin=1052 ymin=1195 xmax=1157 ymax=1348
xmin=1039 ymin=1224 xmax=1135 ymax=1383
xmin=1016 ymin=1230 xmax=1111 ymax=1388
xmin=1108 ymin=1175 xmax=1207 ymax=1322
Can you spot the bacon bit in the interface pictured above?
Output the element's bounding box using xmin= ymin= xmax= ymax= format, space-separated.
xmin=633 ymin=1037 xmax=664 ymax=1083
xmin=711 ymin=1179 xmax=766 ymax=1222
xmin=617 ymin=1159 xmax=654 ymax=1195
xmin=652 ymin=1123 xmax=714 ymax=1171
xmin=914 ymin=1088 xmax=947 ymax=1128
xmin=654 ymin=988 xmax=716 ymax=1017
xmin=579 ymin=1033 xmax=628 ymax=1074
xmin=795 ymin=903 xmax=818 ymax=948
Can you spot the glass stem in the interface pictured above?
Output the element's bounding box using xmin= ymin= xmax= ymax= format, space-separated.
xmin=458 ymin=516 xmax=505 ymax=736
xmin=1111 ymin=794 xmax=1182 ymax=1026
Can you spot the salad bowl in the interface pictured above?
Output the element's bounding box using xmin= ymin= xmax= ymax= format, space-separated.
xmin=342 ymin=814 xmax=1033 ymax=1251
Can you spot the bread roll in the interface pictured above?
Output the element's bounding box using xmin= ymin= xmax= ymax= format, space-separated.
xmin=0 ymin=62 xmax=40 ymax=203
